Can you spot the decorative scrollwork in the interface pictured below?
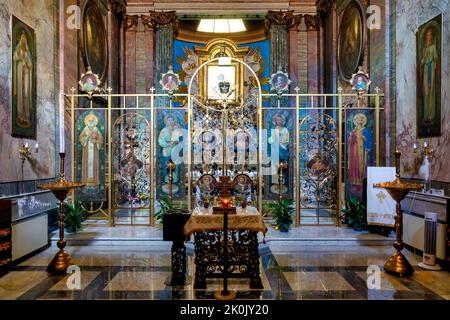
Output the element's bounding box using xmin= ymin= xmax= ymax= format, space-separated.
xmin=193 ymin=230 xmax=262 ymax=290
xmin=299 ymin=113 xmax=338 ymax=211
xmin=113 ymin=113 xmax=150 ymax=209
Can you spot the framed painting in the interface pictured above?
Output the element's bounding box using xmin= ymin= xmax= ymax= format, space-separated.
xmin=75 ymin=110 xmax=106 ymax=201
xmin=416 ymin=14 xmax=442 ymax=138
xmin=207 ymin=65 xmax=237 ymax=100
xmin=81 ymin=0 xmax=108 ymax=81
xmin=11 ymin=16 xmax=36 ymax=139
xmin=338 ymin=1 xmax=364 ymax=81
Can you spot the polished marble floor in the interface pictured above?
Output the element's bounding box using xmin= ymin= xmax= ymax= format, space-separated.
xmin=0 ymin=243 xmax=449 ymax=300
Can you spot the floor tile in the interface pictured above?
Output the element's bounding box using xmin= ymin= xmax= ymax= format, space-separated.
xmin=283 ymin=272 xmax=355 ymax=291
xmin=104 ymin=271 xmax=170 ymax=291
xmin=0 ymin=271 xmax=48 ymax=300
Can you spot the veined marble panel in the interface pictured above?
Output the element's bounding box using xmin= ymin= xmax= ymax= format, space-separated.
xmin=396 ymin=0 xmax=450 ymax=182
xmin=0 ymin=0 xmax=56 ymax=183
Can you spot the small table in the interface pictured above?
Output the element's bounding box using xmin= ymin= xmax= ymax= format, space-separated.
xmin=184 ymin=206 xmax=267 ymax=290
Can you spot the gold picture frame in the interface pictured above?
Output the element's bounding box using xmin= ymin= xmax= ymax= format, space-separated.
xmin=194 ymin=39 xmax=248 ymax=102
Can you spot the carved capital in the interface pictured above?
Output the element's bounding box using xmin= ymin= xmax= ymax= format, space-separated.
xmin=148 ymin=10 xmax=179 ymax=32
xmin=123 ymin=14 xmax=139 ymax=31
xmin=289 ymin=14 xmax=303 ymax=30
xmin=141 ymin=15 xmax=154 ymax=31
xmin=304 ymin=14 xmax=321 ymax=31
xmin=107 ymin=0 xmax=126 ymax=15
xmin=316 ymin=0 xmax=336 ymax=21
xmin=265 ymin=10 xmax=303 ymax=31
xmin=266 ymin=10 xmax=294 ymax=26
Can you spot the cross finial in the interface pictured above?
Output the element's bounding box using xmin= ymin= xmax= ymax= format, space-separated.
xmin=217 ymin=176 xmax=233 ymax=199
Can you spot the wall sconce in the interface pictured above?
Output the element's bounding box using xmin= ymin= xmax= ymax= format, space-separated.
xmin=413 ymin=141 xmax=433 ymax=159
xmin=19 ymin=142 xmax=39 ymax=163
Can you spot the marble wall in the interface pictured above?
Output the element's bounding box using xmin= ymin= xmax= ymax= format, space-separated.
xmin=0 ymin=0 xmax=57 ymax=186
xmin=395 ymin=0 xmax=450 ymax=183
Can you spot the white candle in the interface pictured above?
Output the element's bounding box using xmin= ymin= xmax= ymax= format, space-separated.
xmin=59 ymin=93 xmax=65 ymax=154
xmin=413 ymin=143 xmax=417 ymax=149
xmin=424 ymin=141 xmax=428 ymax=148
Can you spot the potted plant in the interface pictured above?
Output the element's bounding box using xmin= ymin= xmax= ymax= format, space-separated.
xmin=155 ymin=197 xmax=184 ymax=224
xmin=202 ymin=194 xmax=213 ymax=209
xmin=234 ymin=195 xmax=247 ymax=208
xmin=342 ymin=197 xmax=367 ymax=231
xmin=266 ymin=199 xmax=294 ymax=232
xmin=64 ymin=201 xmax=86 ymax=233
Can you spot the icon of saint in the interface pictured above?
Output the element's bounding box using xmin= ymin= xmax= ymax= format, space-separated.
xmin=13 ymin=31 xmax=33 ymax=128
xmin=79 ymin=113 xmax=103 ymax=188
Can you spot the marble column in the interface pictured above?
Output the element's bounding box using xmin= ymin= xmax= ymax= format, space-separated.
xmin=107 ymin=0 xmax=126 ymax=93
xmin=141 ymin=16 xmax=155 ymax=93
xmin=123 ymin=15 xmax=139 ymax=98
xmin=297 ymin=21 xmax=308 ymax=108
xmin=148 ymin=11 xmax=178 ymax=108
xmin=266 ymin=11 xmax=292 ymax=76
xmin=266 ymin=11 xmax=301 ymax=107
xmin=304 ymin=14 xmax=321 ymax=106
xmin=288 ymin=18 xmax=302 ymax=94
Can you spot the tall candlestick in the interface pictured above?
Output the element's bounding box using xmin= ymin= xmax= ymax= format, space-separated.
xmin=59 ymin=93 xmax=65 ymax=154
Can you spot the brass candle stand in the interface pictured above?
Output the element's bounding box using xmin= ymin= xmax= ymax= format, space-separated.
xmin=278 ymin=161 xmax=288 ymax=201
xmin=37 ymin=153 xmax=84 ymax=274
xmin=374 ymin=150 xmax=423 ymax=276
xmin=166 ymin=160 xmax=176 ymax=209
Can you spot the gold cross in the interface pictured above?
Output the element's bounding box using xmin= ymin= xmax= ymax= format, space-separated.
xmin=217 ymin=176 xmax=232 ymax=198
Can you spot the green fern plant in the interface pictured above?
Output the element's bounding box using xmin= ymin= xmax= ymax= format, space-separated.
xmin=155 ymin=197 xmax=183 ymax=224
xmin=342 ymin=197 xmax=367 ymax=231
xmin=64 ymin=201 xmax=86 ymax=233
xmin=265 ymin=199 xmax=295 ymax=232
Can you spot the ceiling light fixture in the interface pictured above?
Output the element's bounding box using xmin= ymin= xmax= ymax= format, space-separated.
xmin=197 ymin=19 xmax=246 ymax=33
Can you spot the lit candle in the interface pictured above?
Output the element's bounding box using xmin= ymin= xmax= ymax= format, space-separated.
xmin=59 ymin=93 xmax=65 ymax=154
xmin=413 ymin=143 xmax=417 ymax=150
xmin=424 ymin=141 xmax=428 ymax=148
xmin=222 ymin=197 xmax=230 ymax=209
xmin=35 ymin=143 xmax=39 ymax=152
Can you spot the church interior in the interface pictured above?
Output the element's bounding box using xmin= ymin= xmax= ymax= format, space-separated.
xmin=0 ymin=0 xmax=449 ymax=303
